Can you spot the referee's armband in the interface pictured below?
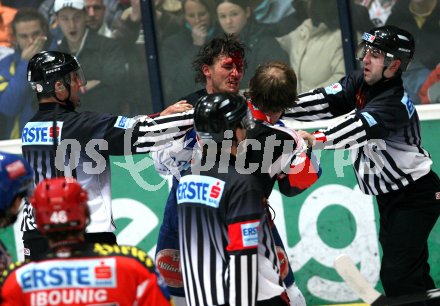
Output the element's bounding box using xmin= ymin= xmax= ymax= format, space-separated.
xmin=226 ymin=219 xmax=260 ymax=254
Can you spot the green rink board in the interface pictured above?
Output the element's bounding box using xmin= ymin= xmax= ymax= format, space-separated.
xmin=1 ymin=120 xmax=439 ymax=305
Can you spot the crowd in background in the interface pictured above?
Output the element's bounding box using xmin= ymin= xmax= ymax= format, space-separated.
xmin=0 ymin=0 xmax=439 ymax=140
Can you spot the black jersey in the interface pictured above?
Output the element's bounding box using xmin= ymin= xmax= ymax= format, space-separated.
xmin=283 ymin=71 xmax=432 ymax=195
xmin=177 ymin=155 xmax=285 ymax=306
xmin=21 ymin=103 xmax=193 ymax=232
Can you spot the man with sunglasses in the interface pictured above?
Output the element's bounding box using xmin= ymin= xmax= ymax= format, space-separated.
xmin=284 ymin=25 xmax=440 ymax=300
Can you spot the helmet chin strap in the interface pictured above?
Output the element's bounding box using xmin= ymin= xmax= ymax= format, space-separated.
xmin=54 ymin=83 xmax=76 ymax=111
xmin=380 ymin=66 xmax=388 ymax=81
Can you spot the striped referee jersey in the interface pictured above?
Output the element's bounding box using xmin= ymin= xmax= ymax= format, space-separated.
xmin=21 ymin=103 xmax=193 ymax=232
xmin=282 ymin=71 xmax=432 ymax=195
xmin=177 ymin=156 xmax=285 ymax=306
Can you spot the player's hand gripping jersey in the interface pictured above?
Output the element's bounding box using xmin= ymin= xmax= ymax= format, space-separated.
xmin=0 ymin=243 xmax=173 ymax=306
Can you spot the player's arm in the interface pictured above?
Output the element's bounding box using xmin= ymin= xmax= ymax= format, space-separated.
xmin=299 ymin=108 xmax=392 ymax=151
xmin=96 ymin=109 xmax=194 ymax=155
xmin=133 ymin=110 xmax=194 ymax=153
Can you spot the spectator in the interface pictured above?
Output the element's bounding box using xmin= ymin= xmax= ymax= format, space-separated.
xmin=386 ymin=0 xmax=439 ymax=104
xmin=39 ymin=0 xmax=121 ymax=31
xmin=0 ymin=7 xmax=50 ymax=140
xmin=1 ymin=177 xmax=174 ymax=306
xmin=277 ymin=0 xmax=346 ymax=92
xmin=161 ymin=0 xmax=219 ymax=105
xmin=351 ymin=0 xmax=375 ymax=37
xmin=419 ymin=63 xmax=440 ymax=103
xmin=52 ymin=0 xmax=129 ymax=114
xmin=356 ymin=0 xmax=398 ymax=26
xmin=86 ymin=0 xmax=112 ymax=38
xmin=258 ymin=0 xmax=308 ymax=38
xmin=0 ymin=152 xmax=33 ymax=229
xmin=387 ymin=0 xmax=440 ymax=71
xmin=216 ymin=0 xmax=289 ymax=89
xmin=38 ymin=0 xmax=122 ymax=47
xmin=112 ymin=0 xmax=153 ymax=114
xmin=0 ymin=3 xmax=16 ymax=48
xmin=154 ymin=0 xmax=184 ymax=42
xmin=249 ymin=0 xmax=294 ymax=24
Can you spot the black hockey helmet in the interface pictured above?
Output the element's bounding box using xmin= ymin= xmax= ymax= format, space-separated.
xmin=27 ymin=51 xmax=86 ymax=95
xmin=194 ymin=93 xmax=255 ymax=143
xmin=357 ymin=25 xmax=415 ymax=71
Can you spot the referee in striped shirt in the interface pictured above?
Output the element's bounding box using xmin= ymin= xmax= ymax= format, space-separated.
xmin=284 ymin=26 xmax=440 ymax=300
xmin=20 ymin=50 xmax=194 ymax=260
xmin=178 ymin=93 xmax=289 ymax=306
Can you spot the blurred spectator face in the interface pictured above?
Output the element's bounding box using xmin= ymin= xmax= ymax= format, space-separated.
xmin=361 ymin=45 xmax=386 ymax=85
xmin=13 ymin=19 xmax=46 ymax=51
xmin=184 ymin=0 xmax=211 ymax=30
xmin=217 ymin=2 xmax=250 ymax=35
xmin=56 ymin=8 xmax=87 ymax=46
xmin=85 ymin=0 xmax=106 ymax=31
xmin=204 ymin=54 xmax=244 ymax=93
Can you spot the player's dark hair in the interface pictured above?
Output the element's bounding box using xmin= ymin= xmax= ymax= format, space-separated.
xmin=192 ymin=34 xmax=247 ymax=84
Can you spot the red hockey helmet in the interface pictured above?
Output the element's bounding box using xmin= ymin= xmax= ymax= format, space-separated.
xmin=31 ymin=177 xmax=89 ymax=235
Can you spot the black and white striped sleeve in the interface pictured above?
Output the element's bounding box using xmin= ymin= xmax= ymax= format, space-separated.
xmin=134 ymin=110 xmax=194 ymax=153
xmin=313 ymin=110 xmax=368 ymax=150
xmin=283 ymin=74 xmax=360 ymax=122
xmin=283 ymin=89 xmax=335 ymax=121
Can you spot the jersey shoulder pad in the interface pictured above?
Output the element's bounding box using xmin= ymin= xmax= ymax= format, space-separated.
xmin=91 ymin=243 xmax=156 ymax=271
xmin=0 ymin=261 xmax=25 ymax=285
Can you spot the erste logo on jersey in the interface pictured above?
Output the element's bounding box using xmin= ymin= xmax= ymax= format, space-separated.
xmin=324 ymin=83 xmax=342 ymax=95
xmin=227 ymin=220 xmax=260 ymax=251
xmin=114 ymin=116 xmax=136 ymax=129
xmin=360 ymin=112 xmax=378 ymax=127
xmin=401 ymin=92 xmax=415 ymax=118
xmin=17 ymin=258 xmax=117 ymax=292
xmin=176 ymin=175 xmax=225 ymax=208
xmin=22 ymin=121 xmax=63 ymax=146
